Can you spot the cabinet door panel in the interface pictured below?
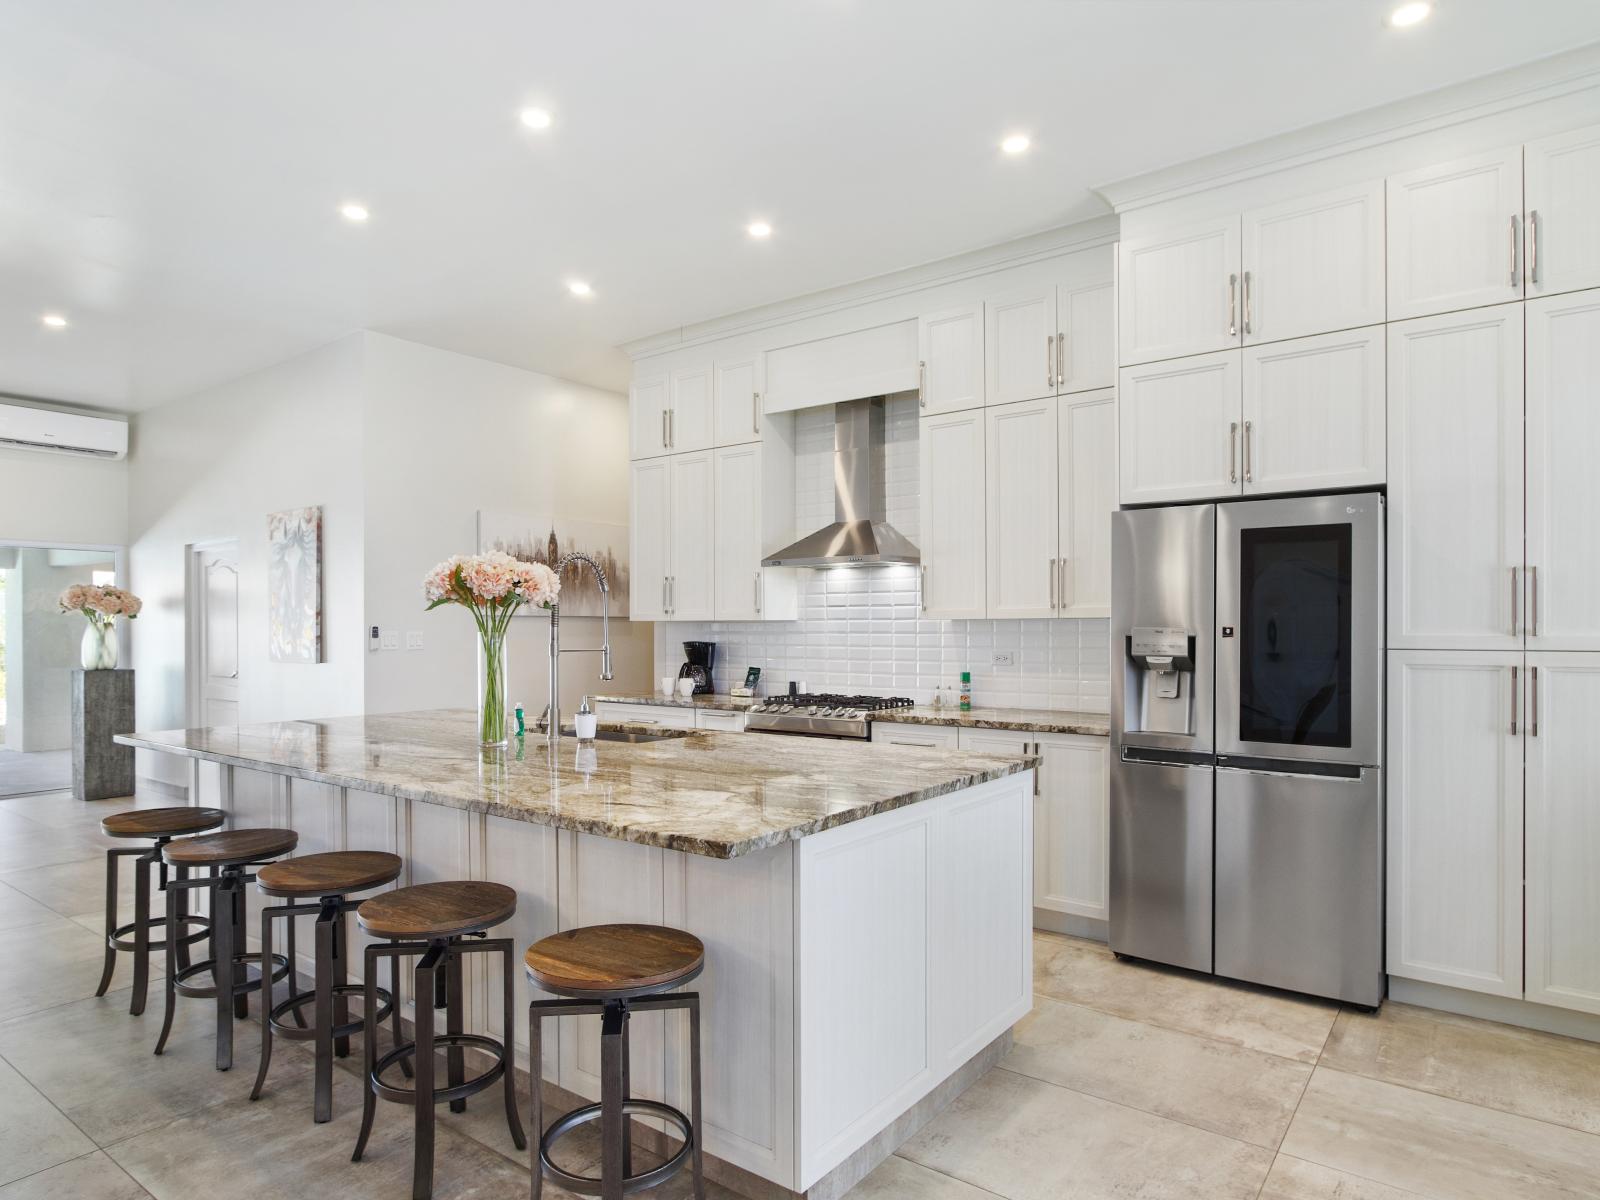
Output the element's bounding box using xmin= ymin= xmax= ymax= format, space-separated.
xmin=1387 ymin=651 xmax=1524 ymax=997
xmin=630 ymin=373 xmax=670 ymax=459
xmin=1525 ymin=122 xmax=1600 ymax=298
xmin=1524 ymin=653 xmax=1600 ymax=1014
xmin=918 ymin=409 xmax=987 ymax=618
xmin=985 ymin=285 xmax=1056 ymax=406
xmin=1058 ymin=389 xmax=1115 ymax=618
xmin=985 ymin=399 xmax=1058 ymax=619
xmin=668 ymin=451 xmax=715 ymax=620
xmin=1059 ymin=281 xmax=1115 ymax=394
xmin=1037 ymin=736 xmax=1110 ymax=922
xmin=1118 ymin=351 xmax=1242 ymax=505
xmin=1526 ymin=289 xmax=1600 ymax=650
xmin=1242 ymin=326 xmax=1385 ymax=496
xmin=670 ymin=365 xmax=713 ymax=453
xmin=712 ymin=355 xmax=765 ymax=448
xmin=714 ymin=444 xmax=761 ymax=620
xmin=918 ymin=304 xmax=985 ymax=415
xmin=629 ymin=459 xmax=670 ymax=620
xmin=1387 ymin=306 xmax=1524 ymax=650
xmin=1387 ymin=146 xmax=1524 ymax=320
xmin=1242 ymin=180 xmax=1384 ymax=344
xmin=1118 ymin=216 xmax=1241 ymax=364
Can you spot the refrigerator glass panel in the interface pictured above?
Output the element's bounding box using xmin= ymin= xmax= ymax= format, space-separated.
xmin=1237 ymin=523 xmax=1352 ymax=749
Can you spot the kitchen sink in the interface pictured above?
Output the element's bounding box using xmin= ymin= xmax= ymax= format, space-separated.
xmin=559 ymin=728 xmax=688 ymax=744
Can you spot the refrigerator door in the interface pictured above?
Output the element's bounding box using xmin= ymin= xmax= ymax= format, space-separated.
xmin=1109 ymin=752 xmax=1214 ymax=973
xmin=1217 ymin=492 xmax=1384 ymax=767
xmin=1215 ymin=763 xmax=1385 ymax=1006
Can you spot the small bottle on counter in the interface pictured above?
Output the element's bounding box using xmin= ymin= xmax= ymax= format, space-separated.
xmin=959 ymin=672 xmax=971 ymax=712
xmin=514 ymin=702 xmax=525 ymax=737
xmin=574 ymin=697 xmax=598 ymax=742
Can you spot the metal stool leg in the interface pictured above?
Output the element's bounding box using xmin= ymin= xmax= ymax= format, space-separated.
xmin=332 ymin=902 xmax=350 ymax=1058
xmin=599 ymin=1001 xmax=626 ymax=1200
xmin=250 ymin=905 xmax=275 ymax=1101
xmin=213 ymin=873 xmax=236 ymax=1071
xmin=391 ymin=950 xmax=412 ymax=1079
xmin=95 ymin=849 xmax=119 ymax=997
xmin=130 ymin=847 xmax=153 ymax=1016
xmin=154 ymin=875 xmax=179 ymax=1055
xmin=230 ymin=877 xmax=248 ymax=1022
xmin=501 ymin=941 xmax=525 ymax=1150
xmin=620 ymin=1004 xmax=632 ymax=1179
xmin=412 ymin=942 xmax=443 ymax=1200
xmin=446 ymin=941 xmax=465 ymax=1114
xmin=286 ymin=908 xmax=306 ymax=1028
xmin=174 ymin=862 xmax=193 ymax=972
xmin=688 ymin=994 xmax=705 ymax=1200
xmin=352 ymin=944 xmax=382 ymax=1163
xmin=529 ymin=1001 xmax=543 ymax=1200
xmin=313 ymin=901 xmax=336 ymax=1122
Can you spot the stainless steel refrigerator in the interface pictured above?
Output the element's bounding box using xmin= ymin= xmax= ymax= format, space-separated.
xmin=1109 ymin=493 xmax=1385 ymax=1008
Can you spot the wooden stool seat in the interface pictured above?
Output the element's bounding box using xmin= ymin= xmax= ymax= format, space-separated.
xmin=356 ymin=881 xmax=516 ymax=941
xmin=101 ymin=806 xmax=226 ymax=839
xmin=164 ymin=828 xmax=299 ymax=868
xmin=525 ymin=924 xmax=705 ymax=998
xmin=257 ymin=851 xmax=403 ymax=898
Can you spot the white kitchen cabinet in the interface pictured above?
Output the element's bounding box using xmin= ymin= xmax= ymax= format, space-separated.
xmin=1241 ymin=326 xmax=1385 ymax=495
xmin=1523 ymin=652 xmax=1600 ymax=1015
xmin=713 ymin=440 xmax=798 ymax=622
xmin=1387 ymin=305 xmax=1524 ymax=651
xmin=1118 ymin=215 xmax=1241 ymax=365
xmin=668 ymin=450 xmax=715 ymax=620
xmin=669 ymin=364 xmax=714 ymax=454
xmin=917 ymin=304 xmax=985 ymax=415
xmin=1524 ymin=122 xmax=1600 ymax=299
xmin=712 ymin=354 xmax=766 ymax=447
xmin=918 ymin=408 xmax=987 ymax=618
xmin=988 ymin=247 xmax=1115 ymax=403
xmin=1526 ymin=288 xmax=1600 ymax=651
xmin=630 ymin=373 xmax=671 ymax=460
xmin=1056 ymin=272 xmax=1115 ymax=395
xmin=985 ymin=398 xmax=1058 ymax=619
xmin=594 ymin=701 xmax=697 ymax=730
xmin=1057 ymin=389 xmax=1115 ymax=618
xmin=694 ymin=708 xmax=747 ymax=733
xmin=1241 ymin=180 xmax=1385 ymax=345
xmin=1387 ymin=146 xmax=1524 ymax=320
xmin=1118 ymin=351 xmax=1241 ymax=505
xmin=873 ymin=723 xmax=960 ymax=750
xmin=629 ymin=458 xmax=671 ymax=620
xmin=984 ymin=283 xmax=1057 ymax=407
xmin=1387 ymin=650 xmax=1525 ymax=998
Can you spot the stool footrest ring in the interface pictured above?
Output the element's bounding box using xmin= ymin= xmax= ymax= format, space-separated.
xmin=538 ymin=1099 xmax=694 ymax=1196
xmin=267 ymin=985 xmax=393 ymax=1041
xmin=109 ymin=914 xmax=210 ymax=955
xmin=171 ymin=952 xmax=290 ymax=1000
xmin=369 ymin=1033 xmax=508 ymax=1106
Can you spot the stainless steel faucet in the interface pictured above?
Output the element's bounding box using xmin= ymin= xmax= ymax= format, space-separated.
xmin=542 ymin=552 xmax=613 ymax=745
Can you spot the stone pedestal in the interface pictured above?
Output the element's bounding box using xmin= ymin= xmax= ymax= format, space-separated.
xmin=72 ymin=669 xmax=135 ymax=802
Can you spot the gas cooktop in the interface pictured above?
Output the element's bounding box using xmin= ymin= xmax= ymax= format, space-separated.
xmin=745 ymin=694 xmax=915 ymax=739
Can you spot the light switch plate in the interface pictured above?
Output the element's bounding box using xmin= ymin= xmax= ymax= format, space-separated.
xmin=991 ymin=651 xmax=1015 ymax=667
xmin=406 ymin=631 xmax=424 ymax=650
xmin=380 ymin=629 xmax=400 ymax=651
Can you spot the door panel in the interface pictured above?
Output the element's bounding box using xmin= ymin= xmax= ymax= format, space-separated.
xmin=918 ymin=304 xmax=985 ymax=415
xmin=713 ymin=444 xmax=761 ymax=620
xmin=669 ymin=364 xmax=713 ymax=453
xmin=1118 ymin=215 xmax=1241 ymax=364
xmin=985 ymin=284 xmax=1056 ymax=406
xmin=1058 ymin=389 xmax=1115 ymax=618
xmin=630 ymin=373 xmax=670 ymax=459
xmin=1038 ymin=737 xmax=1110 ymax=922
xmin=1387 ymin=306 xmax=1524 ymax=650
xmin=1058 ymin=280 xmax=1115 ymax=394
xmin=1118 ymin=351 xmax=1242 ymax=505
xmin=1108 ymin=757 xmax=1213 ymax=972
xmin=1525 ymin=122 xmax=1600 ymax=298
xmin=198 ymin=545 xmax=241 ymax=727
xmin=1242 ymin=180 xmax=1385 ymax=344
xmin=629 ymin=459 xmax=670 ymax=620
xmin=918 ymin=409 xmax=987 ymax=618
xmin=985 ymin=398 xmax=1058 ymax=619
xmin=712 ymin=355 xmax=765 ymax=448
xmin=668 ymin=452 xmax=714 ymax=620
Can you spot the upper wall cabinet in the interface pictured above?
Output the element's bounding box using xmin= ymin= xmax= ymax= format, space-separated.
xmin=765 ymin=321 xmax=918 ymax=414
xmin=1387 ymin=146 xmax=1524 ymax=320
xmin=712 ymin=436 xmax=799 ymax=622
xmin=1118 ymin=216 xmax=1241 ymax=365
xmin=1057 ymin=389 xmax=1116 ymax=618
xmin=1241 ymin=181 xmax=1385 ymax=345
xmin=1525 ymin=123 xmax=1600 ymax=299
xmin=917 ymin=304 xmax=985 ymax=415
xmin=669 ymin=365 xmax=714 ymax=454
xmin=987 ymin=245 xmax=1115 ymax=405
xmin=919 ymin=407 xmax=987 ymax=619
xmin=630 ymin=373 xmax=671 ymax=459
xmin=713 ymin=354 xmax=766 ymax=448
xmin=985 ymin=284 xmax=1056 ymax=406
xmin=1119 ymin=352 xmax=1241 ymax=505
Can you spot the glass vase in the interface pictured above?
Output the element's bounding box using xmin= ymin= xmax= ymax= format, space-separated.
xmin=81 ymin=620 xmax=118 ymax=670
xmin=477 ymin=625 xmax=509 ymax=749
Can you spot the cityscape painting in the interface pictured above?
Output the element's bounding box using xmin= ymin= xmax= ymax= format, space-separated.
xmin=476 ymin=510 xmax=629 ymax=618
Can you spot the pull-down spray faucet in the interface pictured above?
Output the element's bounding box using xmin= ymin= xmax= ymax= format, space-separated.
xmin=543 ymin=552 xmax=613 ymax=746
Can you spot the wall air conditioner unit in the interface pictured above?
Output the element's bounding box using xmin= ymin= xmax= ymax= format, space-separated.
xmin=0 ymin=400 xmax=128 ymax=460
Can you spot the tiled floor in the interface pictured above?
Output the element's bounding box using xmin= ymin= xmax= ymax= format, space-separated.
xmin=1 ymin=791 xmax=1598 ymax=1199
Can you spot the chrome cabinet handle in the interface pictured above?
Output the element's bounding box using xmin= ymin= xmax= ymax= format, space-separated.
xmin=1509 ymin=215 xmax=1520 ymax=287
xmin=753 ymin=391 xmax=761 ymax=434
xmin=1056 ymin=332 xmax=1065 ymax=387
xmin=920 ymin=563 xmax=928 ymax=611
xmin=661 ymin=409 xmax=669 ymax=450
xmin=669 ymin=408 xmax=675 ymax=448
xmin=1046 ymin=335 xmax=1054 ymax=388
xmin=1049 ymin=557 xmax=1057 ymax=611
xmin=1511 ymin=665 xmax=1519 ymax=736
xmin=668 ymin=575 xmax=675 ymax=615
xmin=1511 ymin=566 xmax=1520 ymax=636
xmin=662 ymin=576 xmax=669 ymax=614
xmin=1032 ymin=743 xmax=1041 ymax=795
xmin=1243 ymin=419 xmax=1253 ymax=483
xmin=1529 ymin=210 xmax=1539 ymax=285
xmin=1531 ymin=665 xmax=1539 ymax=737
xmin=1228 ymin=274 xmax=1238 ymax=337
xmin=1530 ymin=565 xmax=1539 ymax=637
xmin=1229 ymin=421 xmax=1239 ymax=483
xmin=1059 ymin=557 xmax=1068 ymax=612
xmin=918 ymin=359 xmax=927 ymax=408
xmin=753 ymin=571 xmax=761 ymax=615
xmin=1242 ymin=270 xmax=1253 ymax=336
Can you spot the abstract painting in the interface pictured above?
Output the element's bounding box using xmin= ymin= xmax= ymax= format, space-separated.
xmin=477 ymin=510 xmax=629 ymax=619
xmin=267 ymin=506 xmax=322 ymax=663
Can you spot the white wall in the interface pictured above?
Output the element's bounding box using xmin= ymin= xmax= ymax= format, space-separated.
xmin=128 ymin=335 xmax=368 ymax=784
xmin=361 ymin=334 xmax=651 ymax=720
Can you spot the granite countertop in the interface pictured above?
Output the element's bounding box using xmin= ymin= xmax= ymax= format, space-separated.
xmin=118 ymin=709 xmax=1037 ymax=860
xmin=591 ymin=693 xmax=760 ymax=712
xmin=593 ymin=693 xmax=1108 ymax=737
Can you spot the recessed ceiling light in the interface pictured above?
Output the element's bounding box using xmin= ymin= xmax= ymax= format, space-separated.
xmin=1388 ymin=2 xmax=1431 ymax=27
xmin=567 ymin=279 xmax=593 ymax=298
xmin=519 ymin=107 xmax=553 ymax=130
xmin=1000 ymin=133 xmax=1031 ymax=156
xmin=339 ymin=202 xmax=370 ymax=223
xmin=746 ymin=220 xmax=773 ymax=240
xmin=40 ymin=313 xmax=68 ymax=329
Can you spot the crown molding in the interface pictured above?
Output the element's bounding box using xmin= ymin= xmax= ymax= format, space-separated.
xmin=1096 ymin=42 xmax=1600 ymax=213
xmin=620 ymin=214 xmax=1118 ymax=360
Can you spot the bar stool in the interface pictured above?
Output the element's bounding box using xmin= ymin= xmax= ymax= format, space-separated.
xmin=351 ymin=881 xmax=527 ymax=1200
xmin=94 ymin=806 xmax=224 ymax=1015
xmin=525 ymin=924 xmax=706 ymax=1200
xmin=250 ymin=851 xmax=407 ymax=1123
xmin=155 ymin=828 xmax=298 ymax=1070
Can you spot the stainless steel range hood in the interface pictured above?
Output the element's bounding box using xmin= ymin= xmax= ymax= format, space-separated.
xmin=763 ymin=396 xmax=920 ymax=568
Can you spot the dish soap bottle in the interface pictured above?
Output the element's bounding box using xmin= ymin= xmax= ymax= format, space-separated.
xmin=574 ymin=697 xmax=598 ymax=742
xmin=959 ymin=671 xmax=972 ymax=712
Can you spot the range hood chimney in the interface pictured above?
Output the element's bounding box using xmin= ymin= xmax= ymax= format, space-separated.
xmin=763 ymin=397 xmax=920 ymax=568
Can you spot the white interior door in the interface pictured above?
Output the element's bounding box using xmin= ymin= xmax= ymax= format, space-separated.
xmin=1057 ymin=388 xmax=1115 ymax=618
xmin=629 ymin=459 xmax=670 ymax=620
xmin=1117 ymin=215 xmax=1241 ymax=364
xmin=194 ymin=542 xmax=240 ymax=727
xmin=985 ymin=398 xmax=1058 ymax=619
xmin=1387 ymin=650 xmax=1525 ymax=998
xmin=1118 ymin=351 xmax=1242 ymax=505
xmin=1387 ymin=305 xmax=1525 ymax=651
xmin=918 ymin=409 xmax=987 ymax=618
xmin=1523 ymin=652 xmax=1600 ymax=1014
xmin=984 ymin=283 xmax=1056 ymax=407
xmin=1526 ymin=288 xmax=1600 ymax=650
xmin=917 ymin=304 xmax=985 ymax=415
xmin=1524 ymin=122 xmax=1600 ymax=298
xmin=668 ymin=451 xmax=715 ymax=620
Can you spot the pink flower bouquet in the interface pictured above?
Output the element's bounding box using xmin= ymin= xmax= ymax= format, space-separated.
xmin=60 ymin=583 xmax=142 ymax=670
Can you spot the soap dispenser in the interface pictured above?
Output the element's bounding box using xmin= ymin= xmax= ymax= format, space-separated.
xmin=574 ymin=696 xmax=598 ymax=742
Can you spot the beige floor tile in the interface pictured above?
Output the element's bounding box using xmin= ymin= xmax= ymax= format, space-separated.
xmin=0 ymin=884 xmax=64 ymax=934
xmin=0 ymin=1151 xmax=152 ymax=1199
xmin=1258 ymin=1155 xmax=1425 ymax=1199
xmin=0 ymin=919 xmax=139 ymax=1023
xmin=1033 ymin=933 xmax=1338 ymax=1063
xmin=1321 ymin=1002 xmax=1600 ymax=1137
xmin=0 ymin=1055 xmax=96 ymax=1186
xmin=900 ymin=1066 xmax=1272 ymax=1200
xmin=1005 ymin=995 xmax=1312 ymax=1149
xmin=844 ymin=1154 xmax=1000 ymax=1198
xmin=0 ymin=856 xmax=142 ymax=918
xmin=1281 ymin=1067 xmax=1600 ymax=1200
xmin=0 ymin=828 xmax=104 ymax=875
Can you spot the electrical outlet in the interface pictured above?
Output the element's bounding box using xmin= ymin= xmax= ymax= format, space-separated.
xmin=991 ymin=651 xmax=1016 ymax=667
xmin=406 ymin=631 xmax=424 ymax=650
xmin=380 ymin=629 xmax=400 ymax=651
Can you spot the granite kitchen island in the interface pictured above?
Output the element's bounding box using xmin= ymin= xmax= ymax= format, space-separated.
xmin=119 ymin=710 xmax=1037 ymax=1198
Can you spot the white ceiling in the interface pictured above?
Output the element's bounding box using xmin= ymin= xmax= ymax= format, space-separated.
xmin=6 ymin=1 xmax=1600 ymax=412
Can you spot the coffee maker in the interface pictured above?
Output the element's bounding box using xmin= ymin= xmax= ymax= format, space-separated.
xmin=678 ymin=641 xmax=716 ymax=695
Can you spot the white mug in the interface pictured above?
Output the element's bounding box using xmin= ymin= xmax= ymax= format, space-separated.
xmin=677 ymin=678 xmax=695 ymax=698
xmin=659 ymin=676 xmax=675 ymax=697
